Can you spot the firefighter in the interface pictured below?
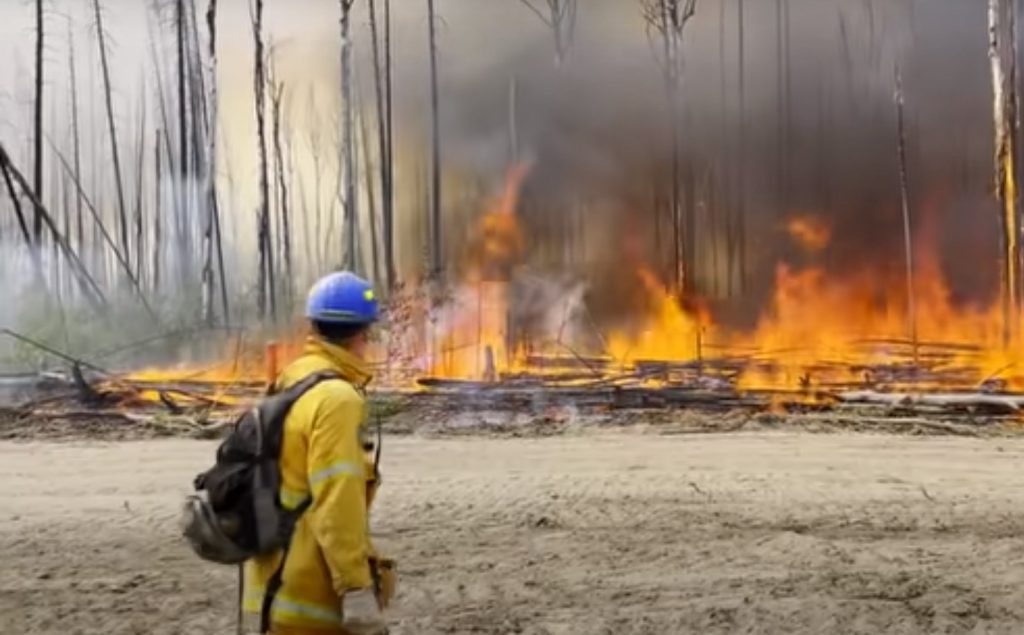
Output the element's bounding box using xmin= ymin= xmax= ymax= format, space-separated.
xmin=243 ymin=271 xmax=392 ymax=635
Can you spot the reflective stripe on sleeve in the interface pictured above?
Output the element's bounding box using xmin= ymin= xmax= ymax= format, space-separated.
xmin=279 ymin=486 xmax=309 ymax=510
xmin=309 ymin=460 xmax=363 ymax=488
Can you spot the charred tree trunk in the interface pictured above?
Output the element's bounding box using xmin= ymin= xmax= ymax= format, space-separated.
xmin=894 ymin=67 xmax=918 ymax=362
xmin=176 ymin=0 xmax=191 ymax=285
xmin=33 ymin=0 xmax=44 ymax=244
xmin=358 ymin=96 xmax=381 ymax=286
xmin=68 ymin=19 xmax=85 ymax=256
xmin=775 ymin=0 xmax=784 ymax=217
xmin=49 ymin=141 xmax=150 ymax=308
xmin=428 ymin=0 xmax=443 ymax=285
xmin=1 ymin=155 xmax=43 ymax=283
xmin=736 ymin=0 xmax=746 ymax=293
xmin=339 ymin=0 xmax=358 ymax=272
xmin=0 ymin=142 xmax=106 ymax=310
xmin=201 ymin=0 xmax=227 ymax=325
xmin=990 ymin=0 xmax=1022 ymax=342
xmin=253 ymin=0 xmax=275 ymax=319
xmin=642 ymin=0 xmax=697 ymax=296
xmin=271 ymin=78 xmax=293 ymax=307
xmin=200 ymin=0 xmax=215 ymax=324
xmin=134 ymin=99 xmax=147 ymax=282
xmin=384 ymin=0 xmax=395 ymax=284
xmin=93 ymin=0 xmax=130 ymax=275
xmin=206 ymin=0 xmax=229 ymax=323
xmin=369 ymin=0 xmax=396 ymax=290
xmin=154 ymin=133 xmax=163 ymax=292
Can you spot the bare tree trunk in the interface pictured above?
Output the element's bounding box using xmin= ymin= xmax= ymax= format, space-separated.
xmin=49 ymin=100 xmax=61 ymax=294
xmin=642 ymin=0 xmax=697 ymax=295
xmin=176 ymin=0 xmax=191 ymax=287
xmin=894 ymin=67 xmax=918 ymax=362
xmin=146 ymin=0 xmax=180 ymax=285
xmin=990 ymin=0 xmax=1022 ymax=343
xmin=154 ymin=132 xmax=163 ymax=292
xmin=369 ymin=0 xmax=396 ymax=290
xmin=68 ymin=19 xmax=85 ymax=256
xmin=427 ymin=0 xmax=443 ymax=284
xmin=1 ymin=156 xmax=44 ymax=283
xmin=50 ymin=141 xmax=151 ymax=308
xmin=1 ymin=142 xmax=107 ymax=310
xmin=134 ymin=96 xmax=147 ymax=282
xmin=358 ymin=97 xmax=381 ymax=285
xmin=783 ymin=0 xmax=791 ymax=219
xmin=660 ymin=1 xmax=683 ymax=295
xmin=736 ymin=0 xmax=746 ymax=293
xmin=775 ymin=0 xmax=784 ymax=217
xmin=518 ymin=0 xmax=578 ymax=67
xmin=309 ymin=100 xmax=325 ymax=273
xmin=93 ymin=0 xmax=131 ymax=275
xmin=384 ymin=0 xmax=395 ymax=283
xmin=252 ymin=0 xmax=275 ymax=319
xmin=271 ymin=77 xmax=293 ymax=307
xmin=201 ymin=0 xmax=224 ymax=325
xmin=206 ymin=0 xmax=229 ymax=323
xmin=339 ymin=0 xmax=358 ymax=272
xmin=33 ymin=0 xmax=44 ymax=244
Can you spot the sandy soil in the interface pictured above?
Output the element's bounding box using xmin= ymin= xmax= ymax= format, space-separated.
xmin=3 ymin=430 xmax=1024 ymax=634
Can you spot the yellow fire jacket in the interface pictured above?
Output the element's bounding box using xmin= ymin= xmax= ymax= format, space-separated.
xmin=242 ymin=336 xmax=379 ymax=634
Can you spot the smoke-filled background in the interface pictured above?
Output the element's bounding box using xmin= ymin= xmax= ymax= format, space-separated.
xmin=0 ymin=0 xmax=1006 ymax=368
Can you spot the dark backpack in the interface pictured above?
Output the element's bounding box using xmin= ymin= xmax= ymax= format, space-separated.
xmin=179 ymin=371 xmax=339 ymax=565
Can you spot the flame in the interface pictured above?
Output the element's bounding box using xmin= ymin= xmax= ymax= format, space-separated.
xmin=113 ymin=175 xmax=1024 ymax=401
xmin=786 ymin=215 xmax=832 ymax=252
xmin=606 ymin=269 xmax=707 ymax=364
xmin=428 ymin=164 xmax=532 ymax=380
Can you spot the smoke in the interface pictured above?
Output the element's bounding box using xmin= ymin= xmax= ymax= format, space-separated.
xmin=412 ymin=0 xmax=1000 ymax=325
xmin=0 ymin=0 xmax=1005 ymax=343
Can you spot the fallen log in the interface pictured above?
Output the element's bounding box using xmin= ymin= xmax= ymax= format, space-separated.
xmin=838 ymin=390 xmax=1024 ymax=414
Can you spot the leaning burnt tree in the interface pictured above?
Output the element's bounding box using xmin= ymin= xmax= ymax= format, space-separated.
xmin=641 ymin=0 xmax=698 ymax=297
xmin=989 ymin=0 xmax=1022 ymax=342
xmin=93 ymin=0 xmax=131 ymax=276
xmin=33 ymin=0 xmax=44 ymax=244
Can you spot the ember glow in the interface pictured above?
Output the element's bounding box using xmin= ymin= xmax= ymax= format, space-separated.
xmin=785 ymin=215 xmax=832 ymax=252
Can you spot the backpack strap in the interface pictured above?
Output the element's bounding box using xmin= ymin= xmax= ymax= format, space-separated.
xmin=259 ymin=498 xmax=312 ymax=633
xmin=257 ymin=370 xmax=340 ymax=634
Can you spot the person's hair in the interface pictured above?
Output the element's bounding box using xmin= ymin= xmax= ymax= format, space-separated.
xmin=311 ymin=320 xmax=370 ymax=345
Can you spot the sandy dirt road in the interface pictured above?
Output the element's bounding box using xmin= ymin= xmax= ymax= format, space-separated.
xmin=2 ymin=430 xmax=1024 ymax=634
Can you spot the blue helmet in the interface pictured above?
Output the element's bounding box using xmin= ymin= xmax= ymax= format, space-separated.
xmin=305 ymin=271 xmax=380 ymax=325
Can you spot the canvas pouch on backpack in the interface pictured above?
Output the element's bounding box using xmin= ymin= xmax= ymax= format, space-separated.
xmin=179 ymin=371 xmax=338 ymax=564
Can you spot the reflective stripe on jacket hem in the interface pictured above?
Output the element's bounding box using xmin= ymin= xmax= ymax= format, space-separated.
xmin=244 ymin=588 xmax=342 ymax=626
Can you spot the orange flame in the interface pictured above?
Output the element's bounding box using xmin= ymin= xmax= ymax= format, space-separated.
xmin=607 ymin=268 xmax=708 ymax=364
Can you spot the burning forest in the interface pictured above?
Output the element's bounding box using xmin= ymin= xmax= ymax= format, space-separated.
xmin=3 ymin=0 xmax=1024 ymax=428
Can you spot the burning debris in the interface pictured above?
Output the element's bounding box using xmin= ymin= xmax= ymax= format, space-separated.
xmin=8 ymin=158 xmax=1024 ymax=435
